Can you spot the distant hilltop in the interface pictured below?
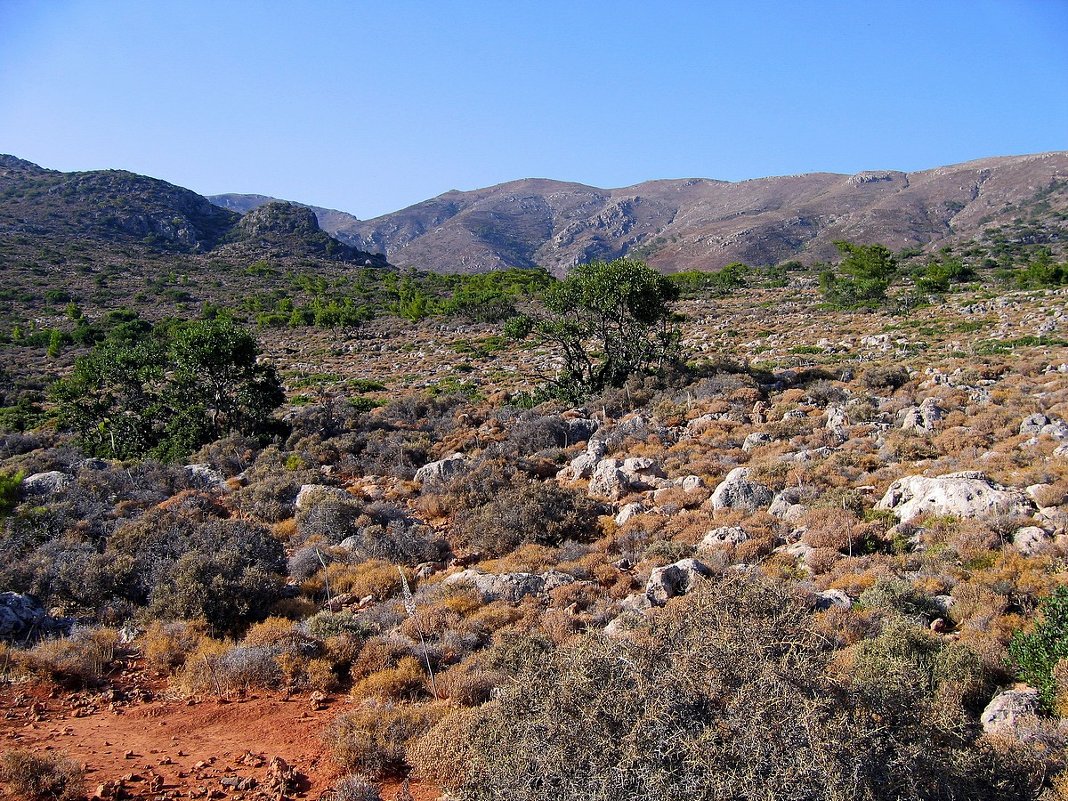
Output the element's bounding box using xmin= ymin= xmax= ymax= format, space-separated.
xmin=2 ymin=150 xmax=1064 ymax=276
xmin=211 ymin=151 xmax=1068 ymax=276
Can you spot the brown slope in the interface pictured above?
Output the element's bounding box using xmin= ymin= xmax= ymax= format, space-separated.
xmin=340 ymin=152 xmax=1068 ymax=274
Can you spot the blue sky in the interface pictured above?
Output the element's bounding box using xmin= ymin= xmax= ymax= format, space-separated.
xmin=1 ymin=0 xmax=1066 ymax=219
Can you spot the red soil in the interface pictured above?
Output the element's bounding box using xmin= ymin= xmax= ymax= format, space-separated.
xmin=0 ymin=674 xmax=441 ymax=801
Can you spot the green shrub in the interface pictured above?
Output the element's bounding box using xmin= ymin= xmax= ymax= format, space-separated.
xmin=0 ymin=470 xmax=23 ymax=515
xmin=1010 ymin=585 xmax=1068 ymax=710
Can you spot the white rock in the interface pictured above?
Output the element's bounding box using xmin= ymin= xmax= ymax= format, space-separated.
xmin=981 ymin=688 xmax=1040 ymax=735
xmin=875 ymin=471 xmax=1034 ymax=523
xmin=615 ymin=502 xmax=645 ymax=526
xmin=645 ymin=558 xmax=711 ymax=606
xmin=414 ymin=453 xmax=469 ymax=484
xmin=826 ymin=405 xmax=849 ymax=439
xmin=21 ymin=470 xmax=69 ymax=496
xmin=589 ymin=459 xmax=629 ymax=500
xmin=184 ymin=463 xmax=227 ymax=489
xmin=813 ymin=589 xmax=852 ymax=611
xmin=742 ymin=432 xmax=773 ymax=452
xmin=1013 ymin=526 xmax=1052 ymax=557
xmin=709 ymin=467 xmax=774 ymax=512
xmin=699 ymin=526 xmax=749 ymax=549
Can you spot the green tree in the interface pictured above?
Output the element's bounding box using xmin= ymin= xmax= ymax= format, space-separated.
xmin=46 ymin=328 xmax=64 ymax=359
xmin=52 ymin=318 xmax=283 ymax=462
xmin=508 ymin=258 xmax=681 ymax=399
xmin=820 ymin=241 xmax=898 ymax=307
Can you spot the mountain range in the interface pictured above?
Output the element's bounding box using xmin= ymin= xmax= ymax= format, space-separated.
xmin=210 ymin=151 xmax=1068 ymax=275
xmin=2 ymin=152 xmax=1065 ymax=276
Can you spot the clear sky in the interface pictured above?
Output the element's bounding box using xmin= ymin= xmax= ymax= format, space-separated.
xmin=1 ymin=0 xmax=1066 ymax=219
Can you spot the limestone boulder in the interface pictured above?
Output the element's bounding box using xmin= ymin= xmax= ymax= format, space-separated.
xmin=645 ymin=558 xmax=711 ymax=606
xmin=557 ymin=439 xmax=607 ymax=481
xmin=414 ymin=453 xmax=469 ymax=485
xmin=619 ymin=457 xmax=668 ymax=490
xmin=0 ymin=592 xmax=72 ymax=640
xmin=184 ymin=463 xmax=227 ymax=490
xmin=813 ymin=589 xmax=852 ymax=611
xmin=875 ymin=471 xmax=1034 ymax=523
xmin=588 ymin=459 xmax=630 ymax=500
xmin=21 ymin=470 xmax=69 ymax=497
xmin=901 ymin=398 xmax=945 ymax=433
xmin=981 ymin=688 xmax=1040 ymax=735
xmin=1013 ymin=526 xmax=1052 ymax=557
xmin=709 ymin=467 xmax=773 ymax=513
xmin=699 ymin=526 xmax=749 ymax=550
xmin=742 ymin=432 xmax=772 ymax=452
xmin=615 ymin=502 xmax=646 ymax=526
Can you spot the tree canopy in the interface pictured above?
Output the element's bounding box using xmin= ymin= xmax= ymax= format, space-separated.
xmin=52 ymin=317 xmax=284 ymax=462
xmin=506 ymin=258 xmax=681 ymax=399
xmin=820 ymin=241 xmax=898 ymax=308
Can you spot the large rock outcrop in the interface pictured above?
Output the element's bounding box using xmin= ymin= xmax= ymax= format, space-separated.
xmin=875 ymin=471 xmax=1034 ymax=522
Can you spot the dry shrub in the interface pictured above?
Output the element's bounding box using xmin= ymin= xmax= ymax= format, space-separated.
xmin=800 ymin=507 xmax=860 ymax=551
xmin=279 ymin=653 xmax=340 ymax=693
xmin=351 ymin=656 xmax=427 ymax=702
xmin=448 ymin=574 xmax=1035 ymax=801
xmin=325 ymin=773 xmax=382 ymax=801
xmin=311 ymin=561 xmax=408 ymax=602
xmin=538 ymin=608 xmax=580 ymax=645
xmin=459 ymin=601 xmax=524 ymax=639
xmin=1053 ymin=659 xmax=1068 ymax=718
xmin=0 ymin=749 xmax=84 ymax=801
xmin=974 ymin=552 xmax=1059 ymax=615
xmin=805 ymin=547 xmax=842 ymax=575
xmin=268 ymin=596 xmax=318 ymax=620
xmin=435 ymin=661 xmax=499 ymax=706
xmin=812 ymin=606 xmax=878 ymax=647
xmin=408 ymin=705 xmax=483 ymax=790
xmin=325 ymin=700 xmax=445 ymax=778
xmin=25 ymin=627 xmax=120 ymax=686
xmin=824 ymin=561 xmax=893 ymax=598
xmin=399 ymin=603 xmax=459 ymax=641
xmin=733 ymin=535 xmax=774 ymax=563
xmin=441 ymin=588 xmax=483 ymax=617
xmin=176 ymin=637 xmax=286 ymax=697
xmin=272 ymin=517 xmax=299 ymax=541
xmin=351 ymin=637 xmax=414 ymax=680
xmin=548 ymin=581 xmax=604 ymax=613
xmin=143 ymin=619 xmax=208 ymax=674
xmin=480 ymin=544 xmax=557 ymax=575
xmin=244 ymin=616 xmax=302 ymax=647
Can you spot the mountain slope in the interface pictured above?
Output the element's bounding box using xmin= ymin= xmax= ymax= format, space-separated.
xmin=0 ymin=158 xmax=387 ymax=265
xmin=318 ymin=152 xmax=1067 ymax=274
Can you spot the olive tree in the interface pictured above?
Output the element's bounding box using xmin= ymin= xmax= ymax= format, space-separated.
xmin=506 ymin=258 xmax=681 ymax=399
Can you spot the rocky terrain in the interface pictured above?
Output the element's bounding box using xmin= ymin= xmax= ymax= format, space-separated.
xmin=1 ymin=151 xmax=1068 ymax=801
xmin=2 ymin=275 xmax=1068 ymax=798
xmin=213 ymin=151 xmax=1068 ymax=274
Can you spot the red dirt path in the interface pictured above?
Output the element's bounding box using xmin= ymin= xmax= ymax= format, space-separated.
xmin=0 ymin=675 xmax=441 ymax=800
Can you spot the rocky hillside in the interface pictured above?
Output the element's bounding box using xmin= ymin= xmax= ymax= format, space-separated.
xmin=0 ymin=156 xmax=386 ymax=265
xmin=215 ymin=152 xmax=1068 ymax=275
